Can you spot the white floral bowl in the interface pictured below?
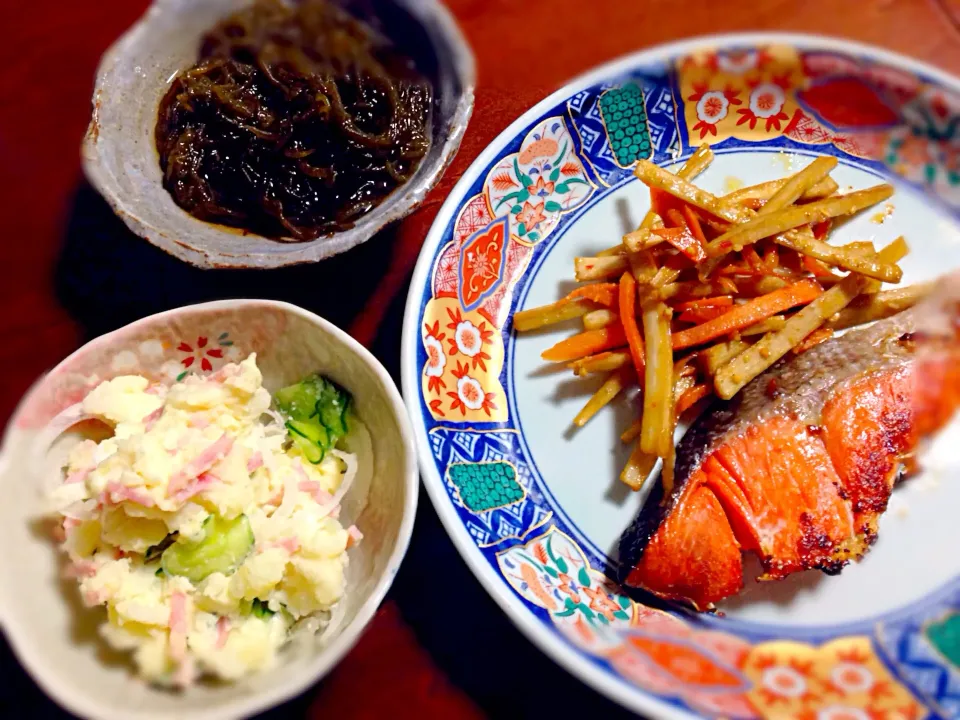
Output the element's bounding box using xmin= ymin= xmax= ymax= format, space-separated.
xmin=82 ymin=0 xmax=475 ymax=269
xmin=0 ymin=300 xmax=418 ymax=720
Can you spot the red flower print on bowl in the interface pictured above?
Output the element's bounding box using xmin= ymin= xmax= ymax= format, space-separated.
xmin=177 ymin=333 xmax=231 ymax=374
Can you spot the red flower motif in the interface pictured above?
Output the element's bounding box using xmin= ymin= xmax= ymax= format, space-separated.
xmin=426 ymin=374 xmax=446 ymax=395
xmin=445 ymin=307 xmax=465 ymax=355
xmin=556 ymin=572 xmax=581 ymax=604
xmin=429 ymin=399 xmax=445 ymax=418
xmin=424 ymin=320 xmax=446 ymax=343
xmin=688 ymin=84 xmax=743 ymax=139
xmin=582 ymin=585 xmax=621 ymax=622
xmin=450 ymin=360 xmax=470 ymax=381
xmin=469 ymin=322 xmax=494 ymax=372
xmin=490 ymin=172 xmax=519 ymax=191
xmin=516 ymin=200 xmax=547 ymax=231
xmin=178 ymin=336 xmax=224 ymax=372
xmin=526 ymin=175 xmax=555 ymax=198
xmin=446 ymin=361 xmax=498 ymax=416
xmin=687 ymin=82 xmax=742 ymax=106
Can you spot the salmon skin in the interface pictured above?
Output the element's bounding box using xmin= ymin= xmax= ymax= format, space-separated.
xmin=618 ymin=291 xmax=960 ymax=611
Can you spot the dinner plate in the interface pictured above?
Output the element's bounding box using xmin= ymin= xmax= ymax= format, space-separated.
xmin=401 ymin=33 xmax=960 ymax=719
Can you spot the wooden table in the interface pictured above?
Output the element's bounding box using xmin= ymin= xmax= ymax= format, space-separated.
xmin=2 ymin=0 xmax=959 ymax=716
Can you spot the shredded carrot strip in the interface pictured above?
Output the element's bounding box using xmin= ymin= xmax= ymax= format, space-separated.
xmin=682 ymin=205 xmax=707 ymax=245
xmin=565 ymin=282 xmax=618 ymax=307
xmin=812 ymin=219 xmax=831 ymax=240
xmin=676 ymin=384 xmax=711 ymax=415
xmin=664 ymin=208 xmax=687 ymax=229
xmin=650 ymin=187 xmax=688 ymax=219
xmin=718 ymin=261 xmax=749 ymax=276
xmin=619 ymin=273 xmax=646 ymax=381
xmin=672 ymin=279 xmax=823 ymax=350
xmin=652 ymin=227 xmax=707 ymax=263
xmin=677 ymin=306 xmax=730 ymax=324
xmin=673 ymin=295 xmax=734 ymax=312
xmin=792 ymin=327 xmax=834 ymax=354
xmin=541 ymin=325 xmax=628 ymax=362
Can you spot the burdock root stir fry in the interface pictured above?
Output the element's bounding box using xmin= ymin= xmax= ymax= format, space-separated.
xmin=156 ymin=0 xmax=432 ymax=241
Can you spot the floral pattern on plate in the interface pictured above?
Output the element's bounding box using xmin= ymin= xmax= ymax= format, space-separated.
xmin=676 ymin=44 xmax=960 ymax=207
xmin=483 ymin=116 xmax=594 ymax=244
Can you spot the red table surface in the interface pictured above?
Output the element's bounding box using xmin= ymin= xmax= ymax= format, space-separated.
xmin=3 ymin=1 xmax=960 ymax=718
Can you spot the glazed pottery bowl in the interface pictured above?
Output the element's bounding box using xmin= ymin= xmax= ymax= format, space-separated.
xmin=0 ymin=300 xmax=418 ymax=720
xmin=82 ymin=0 xmax=475 ymax=269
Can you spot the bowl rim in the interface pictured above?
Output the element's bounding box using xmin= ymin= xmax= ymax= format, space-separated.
xmin=0 ymin=299 xmax=420 ymax=720
xmin=81 ymin=0 xmax=477 ymax=270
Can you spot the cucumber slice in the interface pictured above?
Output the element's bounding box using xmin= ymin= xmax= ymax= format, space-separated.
xmin=290 ymin=431 xmax=324 ymax=464
xmin=286 ymin=419 xmax=329 ymax=447
xmin=274 ymin=382 xmax=324 ymax=421
xmin=318 ymin=382 xmax=350 ymax=441
xmin=276 ymin=374 xmax=353 ymax=459
xmin=161 ymin=514 xmax=254 ymax=583
xmin=286 ymin=421 xmax=326 ymax=463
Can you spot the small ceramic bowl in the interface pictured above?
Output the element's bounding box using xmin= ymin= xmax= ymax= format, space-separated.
xmin=82 ymin=0 xmax=475 ymax=269
xmin=0 ymin=301 xmax=418 ymax=720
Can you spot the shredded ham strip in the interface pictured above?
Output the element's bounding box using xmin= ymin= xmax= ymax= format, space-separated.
xmin=65 ymin=468 xmax=91 ymax=485
xmin=346 ymin=525 xmax=364 ymax=548
xmin=247 ymin=451 xmax=264 ymax=473
xmin=142 ymin=407 xmax=163 ymax=431
xmin=169 ymin=472 xmax=218 ymax=505
xmin=267 ymin=536 xmax=300 ymax=553
xmin=167 ymin=434 xmax=233 ymax=497
xmin=188 ymin=413 xmax=210 ymax=429
xmin=169 ymin=592 xmax=189 ymax=663
xmin=215 ymin=616 xmax=230 ymax=650
xmin=83 ymin=589 xmax=106 ymax=607
xmin=104 ymin=482 xmax=155 ymax=507
xmin=65 ymin=560 xmax=98 ymax=578
xmin=172 ymin=656 xmax=196 ymax=689
xmin=298 ymin=479 xmax=334 ymax=505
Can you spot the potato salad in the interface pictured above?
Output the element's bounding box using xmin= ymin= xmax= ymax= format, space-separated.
xmin=48 ymin=354 xmax=363 ymax=686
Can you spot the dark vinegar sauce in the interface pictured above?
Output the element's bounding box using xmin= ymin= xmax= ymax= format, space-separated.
xmin=156 ymin=0 xmax=432 ymax=241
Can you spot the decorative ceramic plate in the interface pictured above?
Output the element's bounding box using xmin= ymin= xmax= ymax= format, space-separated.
xmin=401 ymin=34 xmax=960 ymax=719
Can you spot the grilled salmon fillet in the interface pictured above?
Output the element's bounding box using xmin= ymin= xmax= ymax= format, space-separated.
xmin=618 ymin=283 xmax=960 ymax=610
